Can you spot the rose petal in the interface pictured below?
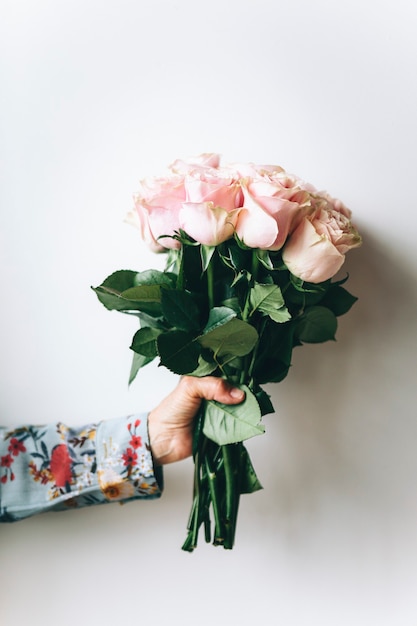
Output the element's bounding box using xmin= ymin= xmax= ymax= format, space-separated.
xmin=235 ymin=201 xmax=278 ymax=249
xmin=282 ymin=219 xmax=345 ymax=283
xmin=179 ymin=202 xmax=239 ymax=246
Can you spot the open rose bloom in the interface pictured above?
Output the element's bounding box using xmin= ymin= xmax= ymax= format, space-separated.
xmin=127 ymin=153 xmax=361 ymax=283
xmin=96 ymin=153 xmax=361 ymax=552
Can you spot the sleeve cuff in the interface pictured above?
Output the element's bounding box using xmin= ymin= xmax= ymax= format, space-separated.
xmin=95 ymin=413 xmax=163 ymax=503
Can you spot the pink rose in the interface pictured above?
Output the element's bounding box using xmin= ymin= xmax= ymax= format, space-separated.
xmin=231 ymin=161 xmax=286 ymax=178
xmin=125 ymin=207 xmax=165 ymax=252
xmin=235 ymin=173 xmax=313 ymax=250
xmin=282 ymin=196 xmax=362 ymax=283
xmin=129 ymin=175 xmax=186 ymax=250
xmin=234 ymin=188 xmax=279 ymax=249
xmin=178 ymin=167 xmax=243 ymax=246
xmin=170 ymin=153 xmax=221 ymax=175
xmin=184 ymin=168 xmax=243 ymax=210
xmin=179 ymin=203 xmax=240 ymax=246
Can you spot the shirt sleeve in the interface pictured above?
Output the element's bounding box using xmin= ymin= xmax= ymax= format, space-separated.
xmin=0 ymin=413 xmax=163 ymax=522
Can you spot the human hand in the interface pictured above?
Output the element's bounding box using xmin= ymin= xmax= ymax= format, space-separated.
xmin=148 ymin=376 xmax=245 ymax=465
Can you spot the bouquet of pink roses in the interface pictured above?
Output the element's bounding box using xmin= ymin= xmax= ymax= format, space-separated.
xmin=93 ymin=153 xmax=361 ymax=551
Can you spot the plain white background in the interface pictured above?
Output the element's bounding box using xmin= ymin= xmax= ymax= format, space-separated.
xmin=1 ymin=1 xmax=417 ymax=624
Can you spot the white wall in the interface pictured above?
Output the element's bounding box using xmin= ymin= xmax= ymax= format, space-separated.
xmin=1 ymin=1 xmax=416 ymax=624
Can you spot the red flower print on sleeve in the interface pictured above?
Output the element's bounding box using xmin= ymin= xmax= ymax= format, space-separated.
xmin=1 ymin=454 xmax=13 ymax=468
xmin=50 ymin=444 xmax=73 ymax=488
xmin=121 ymin=418 xmax=145 ymax=477
xmin=1 ymin=453 xmax=15 ymax=483
xmin=8 ymin=438 xmax=27 ymax=456
xmin=122 ymin=448 xmax=138 ymax=468
xmin=127 ymin=419 xmax=143 ymax=450
xmin=129 ymin=435 xmax=142 ymax=449
xmin=1 ymin=436 xmax=28 ymax=483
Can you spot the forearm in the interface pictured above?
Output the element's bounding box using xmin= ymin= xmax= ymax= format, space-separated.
xmin=0 ymin=413 xmax=163 ymax=522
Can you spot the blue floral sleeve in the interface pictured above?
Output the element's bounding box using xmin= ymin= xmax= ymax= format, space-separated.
xmin=0 ymin=413 xmax=163 ymax=522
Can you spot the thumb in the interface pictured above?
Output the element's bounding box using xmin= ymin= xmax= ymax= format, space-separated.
xmin=181 ymin=376 xmax=246 ymax=405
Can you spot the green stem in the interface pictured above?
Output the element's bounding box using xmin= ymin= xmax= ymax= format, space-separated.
xmin=204 ymin=511 xmax=211 ymax=543
xmin=239 ymin=357 xmax=249 ymax=386
xmin=207 ymin=258 xmax=215 ymax=309
xmin=176 ymin=246 xmax=185 ymax=291
xmin=205 ymin=451 xmax=224 ymax=546
xmin=247 ymin=317 xmax=267 ymax=384
xmin=190 ymin=450 xmax=202 ymax=550
xmin=241 ymin=251 xmax=260 ymax=322
xmin=222 ymin=444 xmax=237 ymax=549
xmin=182 ymin=430 xmax=209 ymax=551
xmin=251 ymin=249 xmax=260 ymax=281
xmin=242 ymin=296 xmax=252 ymax=322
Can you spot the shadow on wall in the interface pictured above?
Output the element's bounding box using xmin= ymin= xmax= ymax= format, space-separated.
xmin=246 ymin=225 xmax=417 ymax=530
xmin=334 ymin=226 xmax=417 ymax=341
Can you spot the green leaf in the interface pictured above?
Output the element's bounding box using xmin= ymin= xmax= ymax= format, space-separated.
xmin=92 ymin=284 xmax=163 ymax=316
xmin=321 ymin=285 xmax=358 ymax=316
xmin=198 ymin=317 xmax=258 ymax=360
xmin=217 ymin=248 xmax=236 ymax=271
xmin=92 ymin=270 xmax=147 ymax=311
xmin=203 ymin=306 xmax=236 ymax=332
xmin=220 ymin=297 xmax=241 ymax=315
xmin=129 ymin=352 xmax=153 ymax=385
xmin=283 ymin=283 xmax=328 ymax=309
xmin=92 ymin=270 xmax=175 ymax=314
xmin=203 ymin=385 xmax=264 ymax=445
xmin=226 ymin=241 xmax=253 ymax=271
xmin=133 ymin=269 xmax=176 ymax=287
xmin=200 ymin=245 xmax=216 ymax=273
xmin=119 ymin=284 xmax=163 ymax=316
xmin=331 ymin=274 xmax=350 ymax=287
xmin=157 ymin=330 xmax=201 ymax=375
xmin=290 ymin=274 xmax=330 ymax=294
xmin=92 ymin=284 xmax=130 ymax=311
xmin=161 ymin=289 xmax=201 ymax=332
xmin=121 ymin=284 xmax=162 ymax=301
xmin=297 ymin=306 xmax=338 ymax=343
xmin=255 ymin=357 xmax=292 ymax=384
xmin=164 ymin=248 xmax=182 ymax=274
xmin=253 ymin=321 xmax=295 ymax=384
xmin=256 ymin=249 xmax=274 ymax=271
xmin=254 ymin=388 xmax=275 ymax=416
xmin=181 ymin=244 xmax=205 ymax=293
xmin=249 ymin=283 xmax=291 ymax=323
xmin=231 ymin=270 xmax=250 ymax=287
xmin=190 ymin=354 xmax=218 ymax=377
xmin=102 ymin=270 xmax=140 ymax=290
xmin=239 ymin=445 xmax=263 ymax=493
xmin=130 ymin=327 xmax=161 ymax=357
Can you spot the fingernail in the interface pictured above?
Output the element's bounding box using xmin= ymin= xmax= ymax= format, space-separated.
xmin=230 ymin=387 xmax=244 ymax=399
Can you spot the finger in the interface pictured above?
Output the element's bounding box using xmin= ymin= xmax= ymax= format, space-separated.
xmin=180 ymin=376 xmax=245 ymax=405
